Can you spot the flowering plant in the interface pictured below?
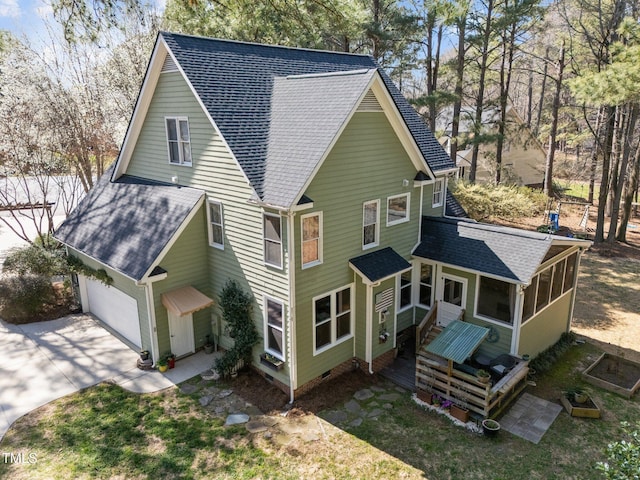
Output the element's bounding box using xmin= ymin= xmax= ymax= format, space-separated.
xmin=441 ymin=400 xmax=453 ymax=410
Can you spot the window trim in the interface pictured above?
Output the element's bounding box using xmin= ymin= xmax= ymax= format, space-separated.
xmin=312 ymin=283 xmax=355 ymax=355
xmin=206 ymin=199 xmax=224 ymax=250
xmin=397 ymin=268 xmax=413 ymax=313
xmin=301 ymin=211 xmax=323 ymax=269
xmin=362 ymin=199 xmax=380 ymax=250
xmin=165 ymin=116 xmax=192 ymax=166
xmin=263 ymin=212 xmax=283 ymax=269
xmin=263 ymin=295 xmax=285 ymax=361
xmin=432 ymin=179 xmax=444 ymax=207
xmin=474 ymin=275 xmax=517 ymax=326
xmin=415 ymin=261 xmax=435 ymax=309
xmin=386 ymin=193 xmax=410 ymax=226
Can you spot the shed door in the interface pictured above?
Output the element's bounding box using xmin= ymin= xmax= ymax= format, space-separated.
xmin=436 ymin=274 xmax=467 ymax=327
xmin=85 ymin=278 xmax=142 ymax=348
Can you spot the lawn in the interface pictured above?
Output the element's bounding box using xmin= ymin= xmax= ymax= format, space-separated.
xmin=1 ymin=338 xmax=639 ymax=479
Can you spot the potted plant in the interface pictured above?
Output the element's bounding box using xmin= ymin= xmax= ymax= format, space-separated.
xmin=157 ymin=357 xmax=168 ymax=373
xmin=139 ymin=350 xmax=150 ymax=361
xmin=573 ymin=387 xmax=588 ymax=404
xmin=450 ymin=403 xmax=470 ymax=423
xmin=167 ymin=353 xmax=176 ymax=369
xmin=204 ymin=335 xmax=215 ymax=354
xmin=476 ymin=369 xmax=491 ymax=384
xmin=482 ymin=419 xmax=501 ymax=437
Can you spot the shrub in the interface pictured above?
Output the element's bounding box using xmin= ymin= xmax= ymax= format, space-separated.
xmin=2 ymin=244 xmax=68 ymax=277
xmin=451 ymin=181 xmax=547 ymax=222
xmin=529 ymin=331 xmax=576 ymax=374
xmin=0 ymin=274 xmax=56 ymax=323
xmin=214 ymin=280 xmax=258 ymax=377
xmin=597 ymin=421 xmax=640 ymax=479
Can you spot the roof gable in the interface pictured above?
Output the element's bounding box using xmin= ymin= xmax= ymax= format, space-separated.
xmin=114 ymin=32 xmax=455 ymax=209
xmin=55 ymin=168 xmax=204 ymax=281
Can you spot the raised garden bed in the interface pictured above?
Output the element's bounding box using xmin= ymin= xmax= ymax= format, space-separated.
xmin=582 ymin=353 xmax=640 ymax=398
xmin=560 ymin=394 xmax=601 ymax=418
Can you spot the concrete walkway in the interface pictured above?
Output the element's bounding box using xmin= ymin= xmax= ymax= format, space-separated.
xmin=0 ymin=314 xmax=216 ymax=441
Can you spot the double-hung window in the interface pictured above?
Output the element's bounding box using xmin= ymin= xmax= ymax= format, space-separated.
xmin=264 ymin=296 xmax=284 ymax=359
xmin=207 ymin=200 xmax=224 ymax=249
xmin=398 ymin=270 xmax=412 ymax=311
xmin=314 ymin=285 xmax=353 ymax=353
xmin=432 ymin=179 xmax=443 ymax=207
xmin=418 ymin=263 xmax=433 ymax=308
xmin=363 ymin=200 xmax=379 ymax=249
xmin=301 ymin=212 xmax=322 ymax=267
xmin=387 ymin=193 xmax=410 ymax=226
xmin=165 ymin=117 xmax=192 ymax=165
xmin=264 ymin=213 xmax=282 ymax=268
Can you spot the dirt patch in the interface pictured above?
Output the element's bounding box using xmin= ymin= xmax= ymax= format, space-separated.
xmin=230 ymin=368 xmax=381 ymax=415
xmin=586 ymin=354 xmax=640 ymax=390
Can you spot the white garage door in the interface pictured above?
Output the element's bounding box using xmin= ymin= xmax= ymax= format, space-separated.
xmin=85 ymin=278 xmax=142 ymax=348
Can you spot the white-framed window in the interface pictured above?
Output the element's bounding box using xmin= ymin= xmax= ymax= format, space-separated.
xmin=363 ymin=200 xmax=380 ymax=249
xmin=165 ymin=117 xmax=192 ymax=165
xmin=264 ymin=296 xmax=285 ymax=359
xmin=387 ymin=193 xmax=410 ymax=226
xmin=398 ymin=270 xmax=412 ymax=311
xmin=418 ymin=263 xmax=433 ymax=308
xmin=432 ymin=179 xmax=444 ymax=207
xmin=207 ymin=200 xmax=224 ymax=249
xmin=476 ymin=276 xmax=517 ymax=325
xmin=301 ymin=212 xmax=322 ymax=268
xmin=263 ymin=213 xmax=282 ymax=268
xmin=313 ymin=284 xmax=353 ymax=354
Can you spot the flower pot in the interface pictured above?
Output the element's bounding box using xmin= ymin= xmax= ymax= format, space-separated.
xmin=574 ymin=392 xmax=588 ymax=404
xmin=451 ymin=404 xmax=469 ymax=423
xmin=417 ymin=389 xmax=433 ymax=404
xmin=140 ymin=350 xmax=150 ymax=361
xmin=168 ymin=356 xmax=176 ymax=369
xmin=158 ymin=364 xmax=168 ymax=373
xmin=204 ymin=344 xmax=215 ymax=354
xmin=482 ymin=419 xmax=501 ymax=437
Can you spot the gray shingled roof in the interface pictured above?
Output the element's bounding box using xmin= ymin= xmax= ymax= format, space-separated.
xmin=413 ymin=217 xmax=561 ymax=283
xmin=54 ymin=170 xmax=204 ymax=281
xmin=445 ymin=191 xmax=468 ymax=218
xmin=349 ymin=247 xmax=411 ymax=283
xmin=263 ymin=70 xmax=376 ymax=207
xmin=161 ymin=32 xmax=455 ymax=208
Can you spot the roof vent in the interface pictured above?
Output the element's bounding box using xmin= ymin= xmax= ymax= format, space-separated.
xmin=357 ymin=90 xmax=383 ymax=112
xmin=161 ymin=55 xmax=178 ymax=73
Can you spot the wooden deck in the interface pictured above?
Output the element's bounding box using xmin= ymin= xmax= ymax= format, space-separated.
xmin=413 ymin=309 xmax=529 ymax=419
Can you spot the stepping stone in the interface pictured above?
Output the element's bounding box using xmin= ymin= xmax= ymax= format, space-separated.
xmin=349 ymin=418 xmax=363 ymax=427
xmin=370 ymin=385 xmax=386 ymax=393
xmin=225 ymin=413 xmax=250 ymax=426
xmin=199 ymin=395 xmax=213 ymax=407
xmin=218 ymin=389 xmax=233 ymax=398
xmin=354 ymin=388 xmax=374 ymax=401
xmin=214 ymin=406 xmax=226 ymax=415
xmin=368 ymin=401 xmax=379 ymax=407
xmin=379 ymin=393 xmax=401 ymax=402
xmin=368 ymin=408 xmax=384 ymax=418
xmin=324 ymin=410 xmax=348 ymax=424
xmin=180 ymin=384 xmax=199 ymax=394
xmin=345 ymin=399 xmax=361 ymax=413
xmin=382 ymin=403 xmax=393 ymax=409
xmin=395 ymin=386 xmax=407 ymax=393
xmin=246 ymin=420 xmax=268 ymax=433
xmin=201 ymin=370 xmax=220 ymax=381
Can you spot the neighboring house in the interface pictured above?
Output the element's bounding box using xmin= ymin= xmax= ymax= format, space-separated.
xmin=54 ymin=32 xmax=590 ymax=401
xmin=436 ymin=106 xmax=546 ymax=186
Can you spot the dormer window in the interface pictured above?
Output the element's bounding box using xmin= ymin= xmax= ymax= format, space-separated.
xmin=166 ymin=117 xmax=192 ymax=166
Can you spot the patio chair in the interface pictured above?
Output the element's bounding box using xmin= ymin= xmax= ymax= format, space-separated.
xmin=489 ymin=353 xmax=516 ymax=377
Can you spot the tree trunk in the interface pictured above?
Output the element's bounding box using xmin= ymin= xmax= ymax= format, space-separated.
xmin=587 ymin=106 xmax=604 ymax=204
xmin=594 ymin=107 xmax=615 ymax=243
xmin=496 ymin=20 xmax=517 ymax=185
xmin=450 ymin=15 xmax=467 ymax=167
xmin=543 ymin=42 xmax=565 ymax=197
xmin=469 ymin=0 xmax=495 ymax=184
xmin=617 ymin=138 xmax=640 ymax=242
xmin=607 ymin=103 xmax=638 ymax=242
xmin=534 ymin=47 xmax=550 ymax=138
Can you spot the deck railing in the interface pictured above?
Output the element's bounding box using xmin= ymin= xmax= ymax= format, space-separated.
xmin=416 ymin=354 xmax=529 ymax=418
xmin=415 ymin=302 xmax=438 ymax=352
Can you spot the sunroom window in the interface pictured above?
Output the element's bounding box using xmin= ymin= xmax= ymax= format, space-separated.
xmin=477 ymin=276 xmax=515 ymax=324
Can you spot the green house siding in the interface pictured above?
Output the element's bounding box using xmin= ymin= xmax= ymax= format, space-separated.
xmin=125 ymin=70 xmax=290 ymax=379
xmin=439 ymin=265 xmax=514 ymax=359
xmin=371 ymin=278 xmax=396 ymax=359
xmin=151 ymin=206 xmax=210 ymax=357
xmin=518 ymin=292 xmax=572 ymax=357
xmin=293 ymin=112 xmax=421 ymax=385
xmin=69 ymin=248 xmax=151 ymax=350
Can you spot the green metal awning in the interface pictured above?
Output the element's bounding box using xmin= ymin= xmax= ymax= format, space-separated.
xmin=424 ymin=320 xmax=490 ymax=364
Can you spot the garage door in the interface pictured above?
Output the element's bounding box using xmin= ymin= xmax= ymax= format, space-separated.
xmin=85 ymin=278 xmax=142 ymax=348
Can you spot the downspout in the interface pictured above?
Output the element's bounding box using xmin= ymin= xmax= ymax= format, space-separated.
xmin=366 ymin=284 xmax=374 ymax=374
xmin=287 ymin=211 xmax=297 ymax=404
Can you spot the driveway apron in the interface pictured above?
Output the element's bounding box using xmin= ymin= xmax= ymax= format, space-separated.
xmin=0 ymin=314 xmax=140 ymax=441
